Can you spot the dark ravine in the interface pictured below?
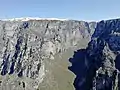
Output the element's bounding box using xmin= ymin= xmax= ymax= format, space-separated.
xmin=69 ymin=18 xmax=120 ymax=90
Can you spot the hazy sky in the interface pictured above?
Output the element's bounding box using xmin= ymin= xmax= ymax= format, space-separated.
xmin=0 ymin=0 xmax=120 ymax=21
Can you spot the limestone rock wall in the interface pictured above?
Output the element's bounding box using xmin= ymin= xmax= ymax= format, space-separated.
xmin=69 ymin=18 xmax=120 ymax=90
xmin=0 ymin=19 xmax=96 ymax=90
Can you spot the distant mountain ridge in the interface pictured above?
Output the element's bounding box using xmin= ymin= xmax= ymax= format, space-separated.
xmin=1 ymin=17 xmax=69 ymax=21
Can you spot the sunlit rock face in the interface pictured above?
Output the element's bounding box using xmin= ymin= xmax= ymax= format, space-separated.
xmin=69 ymin=19 xmax=120 ymax=90
xmin=0 ymin=19 xmax=96 ymax=90
xmin=2 ymin=18 xmax=120 ymax=90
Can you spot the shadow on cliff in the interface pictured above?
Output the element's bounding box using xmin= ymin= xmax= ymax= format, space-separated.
xmin=68 ymin=48 xmax=117 ymax=90
xmin=68 ymin=49 xmax=92 ymax=90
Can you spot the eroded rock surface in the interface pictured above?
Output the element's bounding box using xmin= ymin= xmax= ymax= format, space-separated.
xmin=69 ymin=19 xmax=120 ymax=90
xmin=0 ymin=19 xmax=96 ymax=90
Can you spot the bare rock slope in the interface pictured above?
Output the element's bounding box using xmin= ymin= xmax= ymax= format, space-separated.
xmin=0 ymin=18 xmax=96 ymax=90
xmin=69 ymin=18 xmax=120 ymax=90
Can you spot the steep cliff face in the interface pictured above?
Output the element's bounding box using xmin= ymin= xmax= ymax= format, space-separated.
xmin=69 ymin=19 xmax=120 ymax=90
xmin=0 ymin=19 xmax=96 ymax=90
xmin=2 ymin=18 xmax=120 ymax=90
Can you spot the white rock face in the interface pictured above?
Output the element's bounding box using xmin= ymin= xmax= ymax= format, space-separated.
xmin=0 ymin=18 xmax=96 ymax=90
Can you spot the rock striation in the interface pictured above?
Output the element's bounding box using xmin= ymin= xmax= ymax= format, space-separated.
xmin=0 ymin=18 xmax=96 ymax=90
xmin=69 ymin=18 xmax=120 ymax=90
xmin=1 ymin=17 xmax=120 ymax=90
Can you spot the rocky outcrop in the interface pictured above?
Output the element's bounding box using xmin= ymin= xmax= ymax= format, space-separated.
xmin=69 ymin=18 xmax=120 ymax=90
xmin=2 ymin=17 xmax=120 ymax=90
xmin=0 ymin=19 xmax=96 ymax=90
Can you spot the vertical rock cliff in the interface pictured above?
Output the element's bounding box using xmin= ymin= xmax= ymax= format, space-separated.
xmin=2 ymin=18 xmax=120 ymax=90
xmin=69 ymin=18 xmax=120 ymax=90
xmin=0 ymin=19 xmax=96 ymax=90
